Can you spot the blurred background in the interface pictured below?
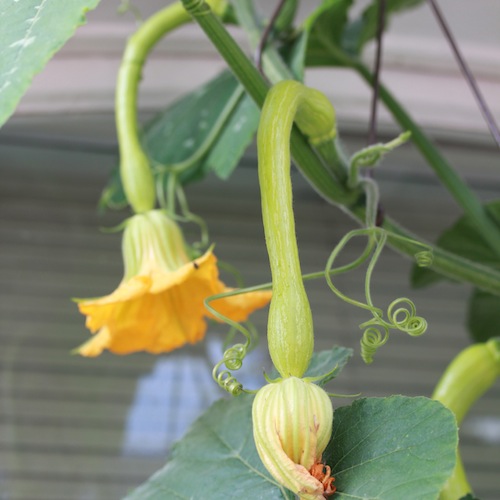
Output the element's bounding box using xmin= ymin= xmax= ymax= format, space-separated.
xmin=0 ymin=0 xmax=499 ymax=498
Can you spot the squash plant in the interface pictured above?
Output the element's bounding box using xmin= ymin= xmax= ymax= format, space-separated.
xmin=1 ymin=1 xmax=499 ymax=499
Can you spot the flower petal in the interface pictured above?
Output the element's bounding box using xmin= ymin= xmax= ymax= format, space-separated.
xmin=148 ymin=249 xmax=218 ymax=294
xmin=78 ymin=276 xmax=151 ymax=332
xmin=77 ymin=259 xmax=218 ymax=355
xmin=75 ymin=326 xmax=112 ymax=357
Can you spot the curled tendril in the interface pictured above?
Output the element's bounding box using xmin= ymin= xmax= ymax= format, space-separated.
xmin=212 ymin=335 xmax=250 ymax=395
xmin=387 ymin=298 xmax=428 ymax=337
xmin=212 ymin=341 xmax=249 ymax=395
xmin=222 ymin=343 xmax=246 ymax=370
xmin=325 ymin=227 xmax=429 ymax=363
xmin=206 ymin=287 xmax=267 ymax=395
xmin=415 ymin=250 xmax=433 ymax=267
xmin=360 ymin=325 xmax=389 ymax=365
xmin=212 ymin=367 xmax=244 ymax=396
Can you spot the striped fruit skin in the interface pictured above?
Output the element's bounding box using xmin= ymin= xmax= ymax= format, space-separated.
xmin=252 ymin=377 xmax=333 ymax=500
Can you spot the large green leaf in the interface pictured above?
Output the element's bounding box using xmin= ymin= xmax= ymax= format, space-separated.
xmin=467 ymin=288 xmax=500 ymax=343
xmin=202 ymin=92 xmax=260 ymax=180
xmin=325 ymin=396 xmax=458 ymax=499
xmin=0 ymin=0 xmax=100 ymax=128
xmin=126 ymin=352 xmax=458 ymax=499
xmin=143 ymin=71 xmax=245 ymax=177
xmin=411 ymin=200 xmax=500 ymax=288
xmin=127 ymin=346 xmax=350 ymax=498
xmin=298 ymin=0 xmax=353 ymax=68
xmin=342 ymin=0 xmax=424 ymax=57
xmin=100 ymin=70 xmax=259 ymax=210
xmin=303 ymin=0 xmax=424 ymax=67
xmin=125 ymin=394 xmax=294 ymax=500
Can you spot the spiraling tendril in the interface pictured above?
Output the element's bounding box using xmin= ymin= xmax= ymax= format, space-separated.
xmin=325 ymin=227 xmax=431 ymax=363
xmin=414 ymin=250 xmax=433 ymax=267
xmin=212 ymin=344 xmax=247 ymax=396
xmin=206 ymin=288 xmax=267 ymax=395
xmin=359 ymin=325 xmax=389 ymax=364
xmin=387 ymin=298 xmax=428 ymax=336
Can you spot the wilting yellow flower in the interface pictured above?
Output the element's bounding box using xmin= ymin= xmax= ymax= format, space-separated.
xmin=252 ymin=377 xmax=335 ymax=500
xmin=75 ymin=210 xmax=271 ymax=356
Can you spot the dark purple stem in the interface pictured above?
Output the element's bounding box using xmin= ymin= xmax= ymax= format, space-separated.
xmin=427 ymin=0 xmax=500 ymax=149
xmin=369 ymin=0 xmax=386 ymax=226
xmin=368 ymin=0 xmax=386 ymax=146
xmin=255 ymin=0 xmax=287 ymax=75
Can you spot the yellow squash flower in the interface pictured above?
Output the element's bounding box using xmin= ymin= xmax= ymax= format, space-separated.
xmin=252 ymin=377 xmax=335 ymax=499
xmin=75 ymin=210 xmax=271 ymax=356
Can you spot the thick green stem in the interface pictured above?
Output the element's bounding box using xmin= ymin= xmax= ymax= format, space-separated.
xmin=182 ymin=0 xmax=357 ymax=206
xmin=354 ymin=62 xmax=500 ymax=258
xmin=183 ymin=0 xmax=500 ymax=296
xmin=232 ymin=0 xmax=348 ymax=183
xmin=116 ymin=0 xmax=227 ymax=213
xmin=230 ymin=0 xmax=295 ymax=84
xmin=258 ymin=81 xmax=337 ymax=378
xmin=378 ymin=213 xmax=500 ymax=295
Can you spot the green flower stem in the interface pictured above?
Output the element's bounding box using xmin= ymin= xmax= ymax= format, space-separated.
xmin=116 ymin=0 xmax=227 ymax=213
xmin=258 ymin=80 xmax=337 ymax=378
xmin=354 ymin=62 xmax=500 ymax=258
xmin=182 ymin=0 xmax=268 ymax=105
xmin=182 ymin=0 xmax=356 ymax=203
xmin=432 ymin=339 xmax=500 ymax=500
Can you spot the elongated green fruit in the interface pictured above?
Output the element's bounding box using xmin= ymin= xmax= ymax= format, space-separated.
xmin=432 ymin=339 xmax=500 ymax=500
xmin=258 ymin=80 xmax=336 ymax=378
xmin=116 ymin=0 xmax=227 ymax=213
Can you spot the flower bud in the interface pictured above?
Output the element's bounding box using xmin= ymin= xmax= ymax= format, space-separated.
xmin=252 ymin=377 xmax=335 ymax=499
